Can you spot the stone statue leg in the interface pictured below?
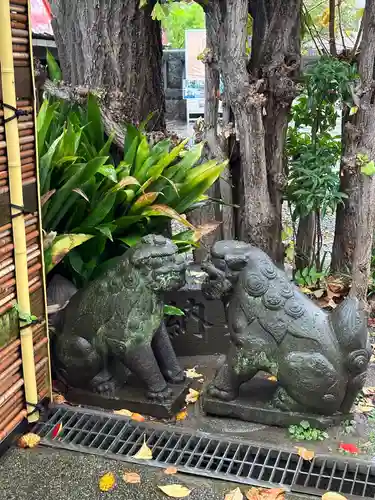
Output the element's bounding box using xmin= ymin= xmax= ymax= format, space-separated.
xmin=152 ymin=322 xmax=185 ymax=384
xmin=207 ymin=345 xmax=257 ymax=401
xmin=123 ymin=343 xmax=173 ymax=402
xmin=53 ymin=335 xmax=115 ymax=397
xmin=208 ymin=321 xmax=278 ymax=401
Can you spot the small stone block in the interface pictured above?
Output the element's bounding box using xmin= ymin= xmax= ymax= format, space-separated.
xmin=64 ymin=381 xmax=190 ymax=419
xmin=202 ymin=378 xmax=350 ymax=430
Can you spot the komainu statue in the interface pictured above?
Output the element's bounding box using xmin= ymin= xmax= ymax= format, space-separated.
xmin=202 ymin=241 xmax=371 ymax=415
xmin=52 ymin=235 xmax=186 ymax=401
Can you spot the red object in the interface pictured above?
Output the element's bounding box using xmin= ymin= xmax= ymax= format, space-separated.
xmin=30 ymin=0 xmax=53 ymax=36
xmin=339 ymin=443 xmax=359 ymax=454
xmin=51 ymin=422 xmax=63 ymax=439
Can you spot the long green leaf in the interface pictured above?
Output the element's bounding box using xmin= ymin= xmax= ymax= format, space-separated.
xmin=164 ymin=142 xmax=204 ymax=183
xmin=37 ymin=100 xmax=60 ymax=155
xmin=78 ymin=191 xmax=117 ymax=229
xmin=46 ymin=49 xmax=62 ymax=82
xmin=43 ymin=156 xmax=109 ymax=229
xmin=39 ymin=131 xmax=64 ymax=194
xmin=86 ymin=93 xmax=104 ymax=151
xmin=147 ymin=138 xmax=189 ymax=181
xmin=142 ymin=204 xmax=194 ymax=229
xmin=44 ymin=233 xmax=93 ymax=273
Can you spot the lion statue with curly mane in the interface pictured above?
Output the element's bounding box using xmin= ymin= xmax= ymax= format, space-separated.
xmin=52 ymin=235 xmax=186 ymax=401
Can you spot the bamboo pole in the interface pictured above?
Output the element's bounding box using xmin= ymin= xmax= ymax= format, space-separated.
xmin=0 ymin=0 xmax=38 ymax=422
xmin=28 ymin=0 xmax=52 ymax=402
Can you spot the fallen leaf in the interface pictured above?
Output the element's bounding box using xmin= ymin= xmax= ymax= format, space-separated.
xmin=123 ymin=471 xmax=141 ymax=484
xmin=300 ymin=287 xmax=312 ymax=294
xmin=296 ymin=447 xmax=315 ymax=461
xmin=51 ymin=423 xmax=63 ymax=439
xmin=133 ymin=439 xmax=153 ymax=460
xmin=322 ymin=493 xmax=347 ymax=500
xmin=131 ymin=413 xmax=145 ymax=422
xmin=98 ymin=472 xmax=116 ymax=492
xmin=176 ymin=409 xmax=188 ymax=421
xmin=198 ymin=378 xmax=204 ymax=383
xmin=339 ymin=443 xmax=359 ymax=454
xmin=158 ymin=484 xmax=191 ymax=498
xmin=268 ymin=376 xmax=277 ymax=382
xmin=164 ymin=467 xmax=178 ymax=475
xmin=114 ymin=409 xmax=133 ymax=417
xmin=362 ymin=387 xmax=375 ymax=396
xmin=185 ymin=388 xmax=200 ymax=404
xmin=225 ymin=487 xmax=244 ymax=500
xmin=357 ymin=404 xmax=374 ymax=413
xmin=184 ymin=367 xmax=204 ymax=379
xmin=313 ymin=289 xmax=325 ymax=299
xmin=52 ymin=393 xmax=66 ymax=404
xmin=246 ymin=487 xmax=285 ymax=500
xmin=17 ymin=433 xmax=41 ymax=449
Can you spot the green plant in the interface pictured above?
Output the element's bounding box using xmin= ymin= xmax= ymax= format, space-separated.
xmin=286 ymin=57 xmax=357 ymax=271
xmin=294 ymin=265 xmax=328 ymax=289
xmin=12 ymin=303 xmax=37 ymax=325
xmin=288 ymin=420 xmax=329 ymax=441
xmin=341 ymin=419 xmax=357 ymax=435
xmin=38 ymin=96 xmax=227 ymax=286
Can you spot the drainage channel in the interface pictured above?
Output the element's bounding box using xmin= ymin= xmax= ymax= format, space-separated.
xmin=33 ymin=405 xmax=375 ymax=499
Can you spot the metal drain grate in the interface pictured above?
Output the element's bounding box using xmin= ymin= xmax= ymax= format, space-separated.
xmin=34 ymin=405 xmax=375 ymax=498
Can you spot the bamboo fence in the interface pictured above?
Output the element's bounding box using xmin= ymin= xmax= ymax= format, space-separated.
xmin=0 ymin=0 xmax=51 ymax=442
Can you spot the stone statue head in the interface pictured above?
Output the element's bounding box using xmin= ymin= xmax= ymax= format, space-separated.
xmin=202 ymin=241 xmax=254 ymax=300
xmin=129 ymin=235 xmax=186 ymax=292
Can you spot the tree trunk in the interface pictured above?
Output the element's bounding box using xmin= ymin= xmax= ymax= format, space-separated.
xmin=199 ymin=0 xmax=301 ymax=261
xmin=348 ymin=0 xmax=375 ymax=303
xmin=189 ymin=7 xmax=234 ymax=262
xmin=250 ymin=0 xmax=301 ymax=264
xmin=331 ymin=110 xmax=361 ymax=274
xmin=50 ymin=0 xmax=165 ymax=131
xmin=295 ymin=213 xmax=316 ymax=270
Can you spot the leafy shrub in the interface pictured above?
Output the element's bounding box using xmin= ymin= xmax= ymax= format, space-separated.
xmin=38 ymin=96 xmax=227 ymax=286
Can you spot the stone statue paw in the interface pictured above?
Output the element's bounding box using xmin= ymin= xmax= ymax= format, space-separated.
xmin=147 ymin=386 xmax=173 ymax=402
xmin=207 ymin=383 xmax=237 ymax=402
xmin=91 ymin=371 xmax=117 ymax=398
xmin=164 ymin=369 xmax=185 ymax=384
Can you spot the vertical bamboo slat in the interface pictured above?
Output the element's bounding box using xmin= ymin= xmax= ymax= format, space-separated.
xmin=0 ymin=0 xmax=38 ymax=422
xmin=27 ymin=0 xmax=52 ymax=402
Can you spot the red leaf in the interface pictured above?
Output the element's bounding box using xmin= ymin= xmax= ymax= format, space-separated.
xmin=51 ymin=423 xmax=63 ymax=439
xmin=339 ymin=442 xmax=359 ymax=454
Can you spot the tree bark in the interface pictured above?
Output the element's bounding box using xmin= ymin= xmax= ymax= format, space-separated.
xmin=188 ymin=6 xmax=234 ymax=262
xmin=50 ymin=0 xmax=165 ymax=131
xmin=348 ymin=0 xmax=375 ymax=303
xmin=250 ymin=0 xmax=301 ymax=263
xmin=295 ymin=213 xmax=316 ymax=270
xmin=196 ymin=0 xmax=302 ymax=262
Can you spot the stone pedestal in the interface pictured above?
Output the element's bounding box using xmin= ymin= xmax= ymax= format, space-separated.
xmin=202 ymin=377 xmax=350 ymax=430
xmin=62 ymin=379 xmax=190 ymax=419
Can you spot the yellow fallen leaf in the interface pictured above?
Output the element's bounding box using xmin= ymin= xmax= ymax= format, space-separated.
xmin=246 ymin=487 xmax=285 ymax=500
xmin=158 ymin=484 xmax=191 ymax=498
xmin=357 ymin=404 xmax=374 ymax=413
xmin=225 ymin=487 xmax=243 ymax=500
xmin=176 ymin=409 xmax=188 ymax=421
xmin=52 ymin=393 xmax=67 ymax=404
xmin=164 ymin=467 xmax=178 ymax=475
xmin=296 ymin=447 xmax=315 ymax=461
xmin=98 ymin=472 xmax=116 ymax=492
xmin=17 ymin=433 xmax=41 ymax=449
xmin=268 ymin=376 xmax=277 ymax=382
xmin=322 ymin=493 xmax=347 ymax=500
xmin=363 ymin=387 xmax=375 ymax=396
xmin=123 ymin=471 xmax=141 ymax=484
xmin=114 ymin=409 xmax=133 ymax=417
xmin=133 ymin=438 xmax=153 ymax=460
xmin=185 ymin=388 xmax=200 ymax=404
xmin=131 ymin=413 xmax=145 ymax=422
xmin=300 ymin=287 xmax=312 ymax=294
xmin=184 ymin=367 xmax=204 ymax=379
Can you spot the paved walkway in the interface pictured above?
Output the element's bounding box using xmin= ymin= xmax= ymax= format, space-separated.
xmin=0 ymin=446 xmax=315 ymax=500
